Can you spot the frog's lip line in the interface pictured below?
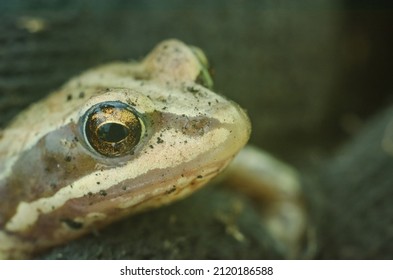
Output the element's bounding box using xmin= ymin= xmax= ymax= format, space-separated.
xmin=4 ymin=126 xmax=233 ymax=233
xmin=109 ymin=151 xmax=233 ymax=211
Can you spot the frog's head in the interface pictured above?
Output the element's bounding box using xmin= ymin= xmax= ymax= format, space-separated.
xmin=1 ymin=40 xmax=250 ymax=257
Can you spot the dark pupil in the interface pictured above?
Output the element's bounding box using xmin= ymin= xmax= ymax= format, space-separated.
xmin=97 ymin=123 xmax=129 ymax=143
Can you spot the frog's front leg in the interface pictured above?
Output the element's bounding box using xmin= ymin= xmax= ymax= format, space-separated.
xmin=223 ymin=145 xmax=313 ymax=259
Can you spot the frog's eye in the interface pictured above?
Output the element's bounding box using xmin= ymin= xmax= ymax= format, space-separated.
xmin=80 ymin=101 xmax=144 ymax=157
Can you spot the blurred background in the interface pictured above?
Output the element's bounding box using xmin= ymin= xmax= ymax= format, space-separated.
xmin=1 ymin=0 xmax=392 ymax=259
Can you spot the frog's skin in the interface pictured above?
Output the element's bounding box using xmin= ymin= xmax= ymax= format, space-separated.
xmin=0 ymin=39 xmax=307 ymax=259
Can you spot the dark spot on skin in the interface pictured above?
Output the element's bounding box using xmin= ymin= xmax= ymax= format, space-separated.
xmin=73 ymin=137 xmax=79 ymax=142
xmin=166 ymin=185 xmax=177 ymax=195
xmin=162 ymin=106 xmax=167 ymax=110
xmin=64 ymin=155 xmax=72 ymax=162
xmin=149 ymin=145 xmax=154 ymax=149
xmin=99 ymin=190 xmax=107 ymax=196
xmin=96 ymin=181 xmax=100 ymax=185
xmin=88 ymin=192 xmax=93 ymax=197
xmin=197 ymin=175 xmax=203 ymax=179
xmin=66 ymin=94 xmax=72 ymax=101
xmin=208 ymin=102 xmax=211 ymax=106
xmin=187 ymin=86 xmax=199 ymax=94
xmin=61 ymin=218 xmax=83 ymax=230
xmin=157 ymin=137 xmax=164 ymax=144
xmin=79 ymin=91 xmax=85 ymax=98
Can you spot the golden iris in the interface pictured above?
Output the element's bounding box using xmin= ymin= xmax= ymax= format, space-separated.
xmin=82 ymin=101 xmax=143 ymax=157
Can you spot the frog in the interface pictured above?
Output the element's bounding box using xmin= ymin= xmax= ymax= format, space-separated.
xmin=0 ymin=39 xmax=307 ymax=259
